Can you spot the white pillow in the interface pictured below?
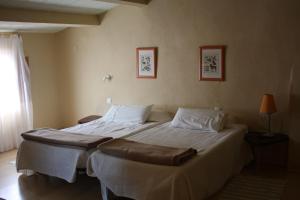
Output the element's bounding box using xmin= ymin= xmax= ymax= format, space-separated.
xmin=102 ymin=104 xmax=153 ymax=124
xmin=170 ymin=108 xmax=225 ymax=132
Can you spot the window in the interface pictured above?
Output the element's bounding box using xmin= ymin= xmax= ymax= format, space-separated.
xmin=0 ymin=34 xmax=32 ymax=152
xmin=0 ymin=47 xmax=21 ymax=115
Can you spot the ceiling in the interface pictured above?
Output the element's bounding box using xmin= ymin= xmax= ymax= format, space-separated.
xmin=0 ymin=0 xmax=149 ymax=33
xmin=0 ymin=0 xmax=117 ymax=14
xmin=0 ymin=0 xmax=119 ymax=33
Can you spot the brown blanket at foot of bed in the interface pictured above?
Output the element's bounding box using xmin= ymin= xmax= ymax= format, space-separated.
xmin=22 ymin=129 xmax=112 ymax=150
xmin=98 ymin=138 xmax=197 ymax=166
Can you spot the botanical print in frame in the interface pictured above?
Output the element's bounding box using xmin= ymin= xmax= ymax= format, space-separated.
xmin=136 ymin=47 xmax=157 ymax=79
xmin=199 ymin=46 xmax=225 ymax=81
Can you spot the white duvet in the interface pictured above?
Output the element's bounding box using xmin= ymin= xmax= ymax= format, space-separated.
xmin=127 ymin=122 xmax=236 ymax=152
xmin=16 ymin=118 xmax=161 ymax=183
xmin=87 ymin=123 xmax=252 ymax=200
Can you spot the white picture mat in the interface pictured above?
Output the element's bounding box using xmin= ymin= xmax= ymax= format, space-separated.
xmin=201 ymin=49 xmax=222 ymax=78
xmin=138 ymin=50 xmax=155 ymax=76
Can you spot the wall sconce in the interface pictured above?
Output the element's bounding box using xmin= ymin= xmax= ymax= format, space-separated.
xmin=103 ymin=74 xmax=113 ymax=81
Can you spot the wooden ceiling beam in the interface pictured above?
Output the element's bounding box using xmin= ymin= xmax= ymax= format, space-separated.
xmin=0 ymin=7 xmax=100 ymax=26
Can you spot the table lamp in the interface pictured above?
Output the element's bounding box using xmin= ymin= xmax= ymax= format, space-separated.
xmin=260 ymin=94 xmax=277 ymax=137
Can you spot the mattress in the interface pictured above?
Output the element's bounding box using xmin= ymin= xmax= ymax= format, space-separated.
xmin=16 ymin=119 xmax=161 ymax=183
xmin=87 ymin=123 xmax=252 ymax=200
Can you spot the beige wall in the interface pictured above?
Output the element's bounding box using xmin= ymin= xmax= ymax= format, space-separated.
xmin=55 ymin=0 xmax=299 ymax=130
xmin=22 ymin=33 xmax=61 ymax=128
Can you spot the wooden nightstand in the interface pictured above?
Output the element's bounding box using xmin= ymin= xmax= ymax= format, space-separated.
xmin=78 ymin=115 xmax=101 ymax=124
xmin=245 ymin=132 xmax=289 ymax=170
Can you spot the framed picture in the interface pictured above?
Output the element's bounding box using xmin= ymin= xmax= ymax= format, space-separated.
xmin=136 ymin=47 xmax=157 ymax=79
xmin=199 ymin=46 xmax=225 ymax=81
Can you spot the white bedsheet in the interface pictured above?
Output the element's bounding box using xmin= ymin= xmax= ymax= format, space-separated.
xmin=126 ymin=122 xmax=237 ymax=152
xmin=87 ymin=123 xmax=252 ymax=200
xmin=62 ymin=118 xmax=158 ymax=138
xmin=16 ymin=119 xmax=161 ymax=183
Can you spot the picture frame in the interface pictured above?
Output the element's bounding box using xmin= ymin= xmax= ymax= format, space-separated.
xmin=199 ymin=45 xmax=225 ymax=81
xmin=136 ymin=47 xmax=157 ymax=79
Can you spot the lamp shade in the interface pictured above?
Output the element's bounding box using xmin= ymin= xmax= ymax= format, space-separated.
xmin=260 ymin=94 xmax=277 ymax=114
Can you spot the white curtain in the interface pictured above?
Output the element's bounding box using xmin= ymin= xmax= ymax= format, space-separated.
xmin=0 ymin=34 xmax=33 ymax=152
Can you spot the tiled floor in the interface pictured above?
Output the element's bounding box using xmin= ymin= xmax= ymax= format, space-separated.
xmin=0 ymin=149 xmax=299 ymax=200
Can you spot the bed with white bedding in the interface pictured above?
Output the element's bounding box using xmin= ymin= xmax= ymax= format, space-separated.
xmin=87 ymin=122 xmax=252 ymax=200
xmin=16 ymin=118 xmax=162 ymax=183
xmin=16 ymin=105 xmax=168 ymax=183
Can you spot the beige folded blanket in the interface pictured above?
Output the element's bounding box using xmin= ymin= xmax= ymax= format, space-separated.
xmin=22 ymin=129 xmax=112 ymax=150
xmin=98 ymin=139 xmax=197 ymax=166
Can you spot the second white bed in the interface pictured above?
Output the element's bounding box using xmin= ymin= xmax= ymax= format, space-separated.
xmin=87 ymin=122 xmax=252 ymax=200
